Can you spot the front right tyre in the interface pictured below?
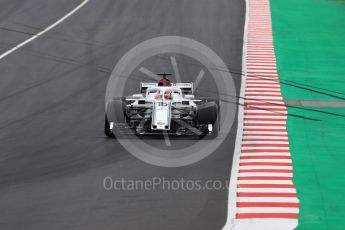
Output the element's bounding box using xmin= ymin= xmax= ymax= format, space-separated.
xmin=104 ymin=115 xmax=115 ymax=138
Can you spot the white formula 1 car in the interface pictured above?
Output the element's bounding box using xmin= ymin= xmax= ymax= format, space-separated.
xmin=104 ymin=82 xmax=220 ymax=138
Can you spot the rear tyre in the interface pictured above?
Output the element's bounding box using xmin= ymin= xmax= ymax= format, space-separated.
xmin=196 ymin=101 xmax=218 ymax=124
xmin=210 ymin=112 xmax=219 ymax=137
xmin=196 ymin=101 xmax=219 ymax=139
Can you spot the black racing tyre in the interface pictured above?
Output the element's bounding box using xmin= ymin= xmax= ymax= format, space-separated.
xmin=106 ymin=99 xmax=126 ymax=124
xmin=196 ymin=101 xmax=218 ymax=125
xmin=104 ymin=115 xmax=115 ymax=138
xmin=210 ymin=112 xmax=219 ymax=137
xmin=201 ymin=114 xmax=219 ymax=139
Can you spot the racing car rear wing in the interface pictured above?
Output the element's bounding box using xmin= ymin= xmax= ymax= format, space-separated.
xmin=140 ymin=82 xmax=193 ymax=94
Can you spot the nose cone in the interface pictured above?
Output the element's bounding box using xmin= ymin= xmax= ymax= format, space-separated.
xmin=151 ymin=101 xmax=171 ymax=130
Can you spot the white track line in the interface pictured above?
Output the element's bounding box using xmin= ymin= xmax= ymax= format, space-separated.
xmin=237 ymin=207 xmax=299 ymax=214
xmin=244 ymin=121 xmax=286 ymax=124
xmin=239 ymin=166 xmax=293 ymax=170
xmin=234 ymin=219 xmax=298 ymax=230
xmin=238 ymin=197 xmax=299 ymax=203
xmin=222 ymin=0 xmax=249 ymax=228
xmin=242 ymin=141 xmax=289 ymax=144
xmin=237 ymin=180 xmax=294 ymax=185
xmin=237 ymin=188 xmax=296 ymax=193
xmin=0 ymin=0 xmax=89 ymax=60
xmin=241 ymin=153 xmax=291 ymax=157
xmin=238 ymin=173 xmax=293 ymax=177
xmin=240 ymin=159 xmax=292 ymax=163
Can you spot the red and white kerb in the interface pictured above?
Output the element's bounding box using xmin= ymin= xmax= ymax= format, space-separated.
xmin=226 ymin=0 xmax=300 ymax=229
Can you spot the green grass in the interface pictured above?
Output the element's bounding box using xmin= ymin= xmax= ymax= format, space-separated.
xmin=270 ymin=0 xmax=345 ymax=101
xmin=270 ymin=0 xmax=345 ymax=228
xmin=287 ymin=107 xmax=345 ymax=229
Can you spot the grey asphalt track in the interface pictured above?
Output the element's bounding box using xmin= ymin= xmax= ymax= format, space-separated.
xmin=0 ymin=0 xmax=245 ymax=229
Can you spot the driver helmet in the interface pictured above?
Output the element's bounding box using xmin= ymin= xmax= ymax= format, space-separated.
xmin=164 ymin=89 xmax=172 ymax=100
